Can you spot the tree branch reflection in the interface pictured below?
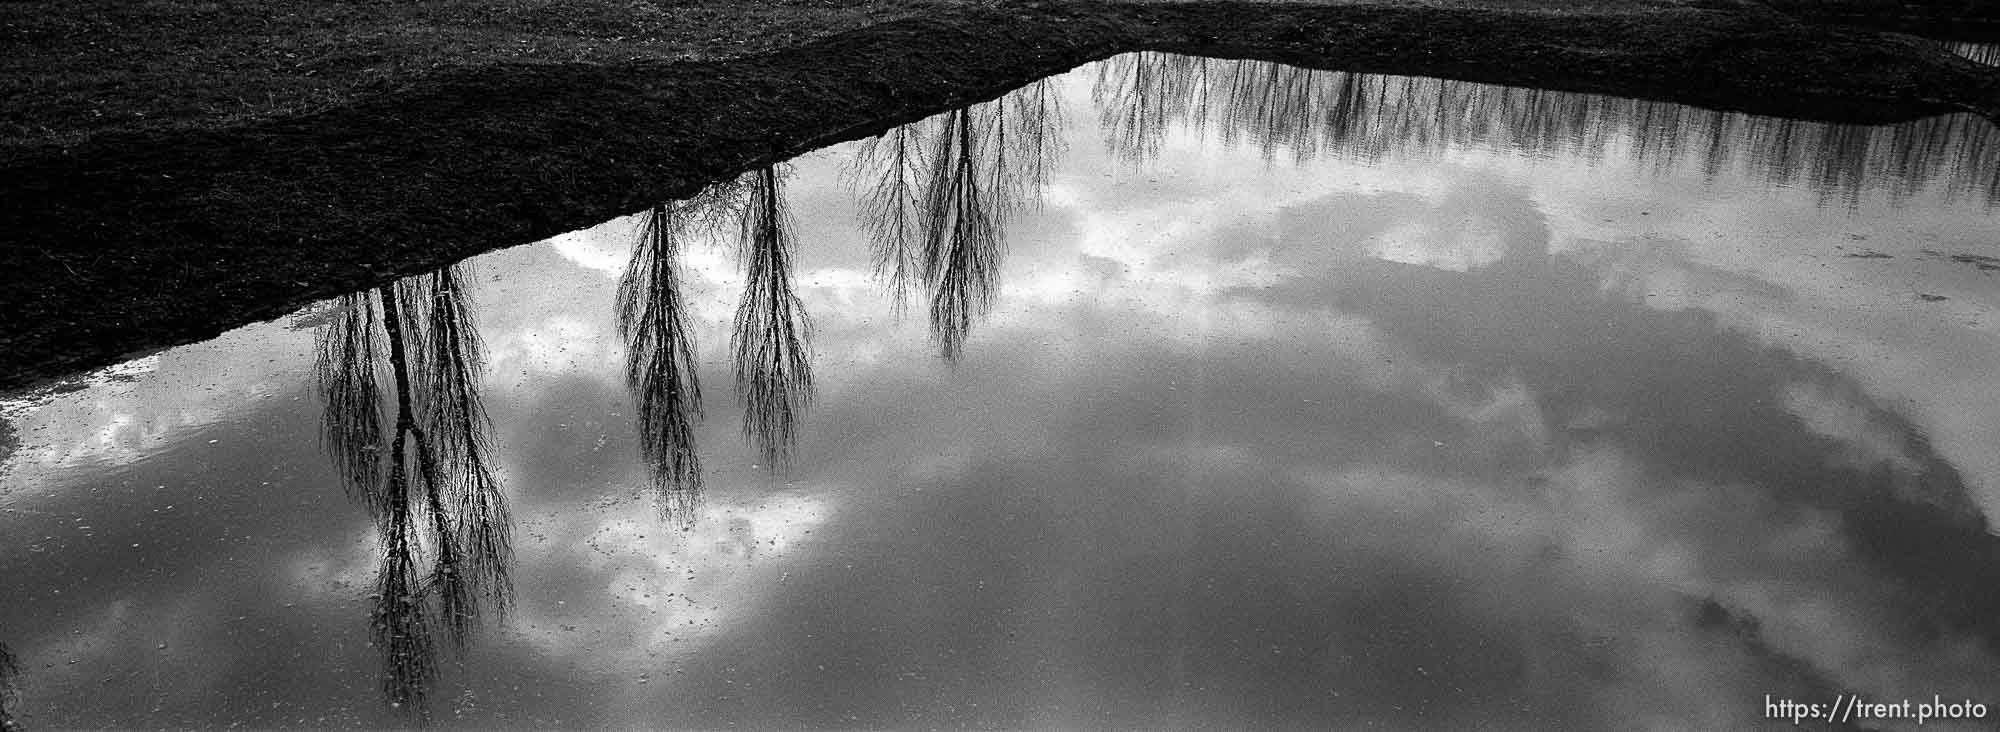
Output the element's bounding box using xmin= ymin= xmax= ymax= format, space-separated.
xmin=318 ymin=292 xmax=389 ymax=520
xmin=854 ymin=124 xmax=925 ymax=313
xmin=732 ymin=166 xmax=815 ymax=468
xmin=919 ymin=106 xmax=1002 ymax=363
xmin=854 ymin=80 xmax=1064 ymax=361
xmin=617 ymin=183 xmax=745 ymax=527
xmin=313 ymin=268 xmax=512 ymax=720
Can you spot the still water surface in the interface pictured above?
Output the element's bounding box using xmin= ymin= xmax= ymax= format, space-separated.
xmin=3 ymin=53 xmax=2000 ymax=729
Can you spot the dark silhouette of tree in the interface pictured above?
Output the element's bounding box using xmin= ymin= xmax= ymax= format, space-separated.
xmin=1094 ymin=52 xmax=1199 ymax=164
xmin=991 ymin=79 xmax=1065 ymax=214
xmin=918 ymin=82 xmax=1064 ymax=361
xmin=313 ymin=267 xmax=513 ymax=720
xmin=620 ymin=203 xmax=706 ymax=525
xmin=731 ymin=167 xmax=815 ymax=468
xmin=919 ymin=106 xmax=1004 ymax=363
xmin=403 ymin=269 xmax=511 ymax=638
xmin=318 ymin=292 xmax=389 ymax=520
xmin=0 ymin=642 xmax=19 ymax=731
xmin=854 ymin=123 xmax=928 ymax=313
xmin=618 ymin=182 xmax=747 ymax=526
xmin=852 ymin=81 xmax=1064 ymax=362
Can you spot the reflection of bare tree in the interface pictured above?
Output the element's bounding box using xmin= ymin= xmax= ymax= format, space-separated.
xmin=620 ymin=204 xmax=706 ymax=525
xmin=920 ymin=106 xmax=1003 ymax=363
xmin=994 ymin=79 xmax=1065 ymax=213
xmin=732 ymin=167 xmax=815 ymax=467
xmin=853 ymin=81 xmax=1065 ymax=361
xmin=313 ymin=269 xmax=512 ymax=719
xmin=855 ymin=124 xmax=926 ymax=312
xmin=1093 ymin=53 xmax=1205 ymax=164
xmin=0 ymin=642 xmax=18 ymax=731
xmin=1092 ymin=52 xmax=2000 ymax=209
xmin=617 ymin=183 xmax=745 ymax=526
xmin=319 ymin=293 xmax=389 ymax=519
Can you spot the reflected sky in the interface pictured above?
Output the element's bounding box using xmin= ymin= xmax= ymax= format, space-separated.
xmin=3 ymin=53 xmax=1999 ymax=729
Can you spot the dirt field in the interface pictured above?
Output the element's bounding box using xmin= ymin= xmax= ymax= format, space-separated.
xmin=1 ymin=0 xmax=1996 ymax=390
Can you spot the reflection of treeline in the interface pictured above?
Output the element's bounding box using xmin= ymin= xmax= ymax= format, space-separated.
xmin=853 ymin=80 xmax=1064 ymax=360
xmin=609 ymin=82 xmax=1067 ymax=525
xmin=1094 ymin=53 xmax=2000 ymax=209
xmin=616 ymin=167 xmax=817 ymax=525
xmin=314 ymin=268 xmax=511 ymax=719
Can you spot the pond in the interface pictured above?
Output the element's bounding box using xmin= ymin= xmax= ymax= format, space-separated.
xmin=3 ymin=52 xmax=1999 ymax=729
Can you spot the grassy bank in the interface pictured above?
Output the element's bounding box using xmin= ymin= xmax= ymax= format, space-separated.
xmin=0 ymin=0 xmax=969 ymax=151
xmin=2 ymin=0 xmax=1997 ymax=390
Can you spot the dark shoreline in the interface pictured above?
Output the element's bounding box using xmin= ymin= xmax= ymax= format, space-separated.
xmin=1762 ymin=0 xmax=2000 ymax=41
xmin=2 ymin=0 xmax=1996 ymax=392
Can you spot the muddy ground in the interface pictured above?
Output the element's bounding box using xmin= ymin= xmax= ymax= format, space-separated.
xmin=2 ymin=0 xmax=1997 ymax=391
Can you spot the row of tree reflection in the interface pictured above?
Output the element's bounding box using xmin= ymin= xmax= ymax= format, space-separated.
xmin=1093 ymin=52 xmax=2000 ymax=210
xmin=308 ymin=80 xmax=1059 ymax=712
xmin=614 ymin=166 xmax=824 ymax=529
xmin=615 ymin=80 xmax=1063 ymax=524
xmin=304 ymin=54 xmax=2000 ymax=717
xmin=615 ymin=167 xmax=816 ymax=532
xmin=291 ymin=55 xmax=1997 ymax=719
